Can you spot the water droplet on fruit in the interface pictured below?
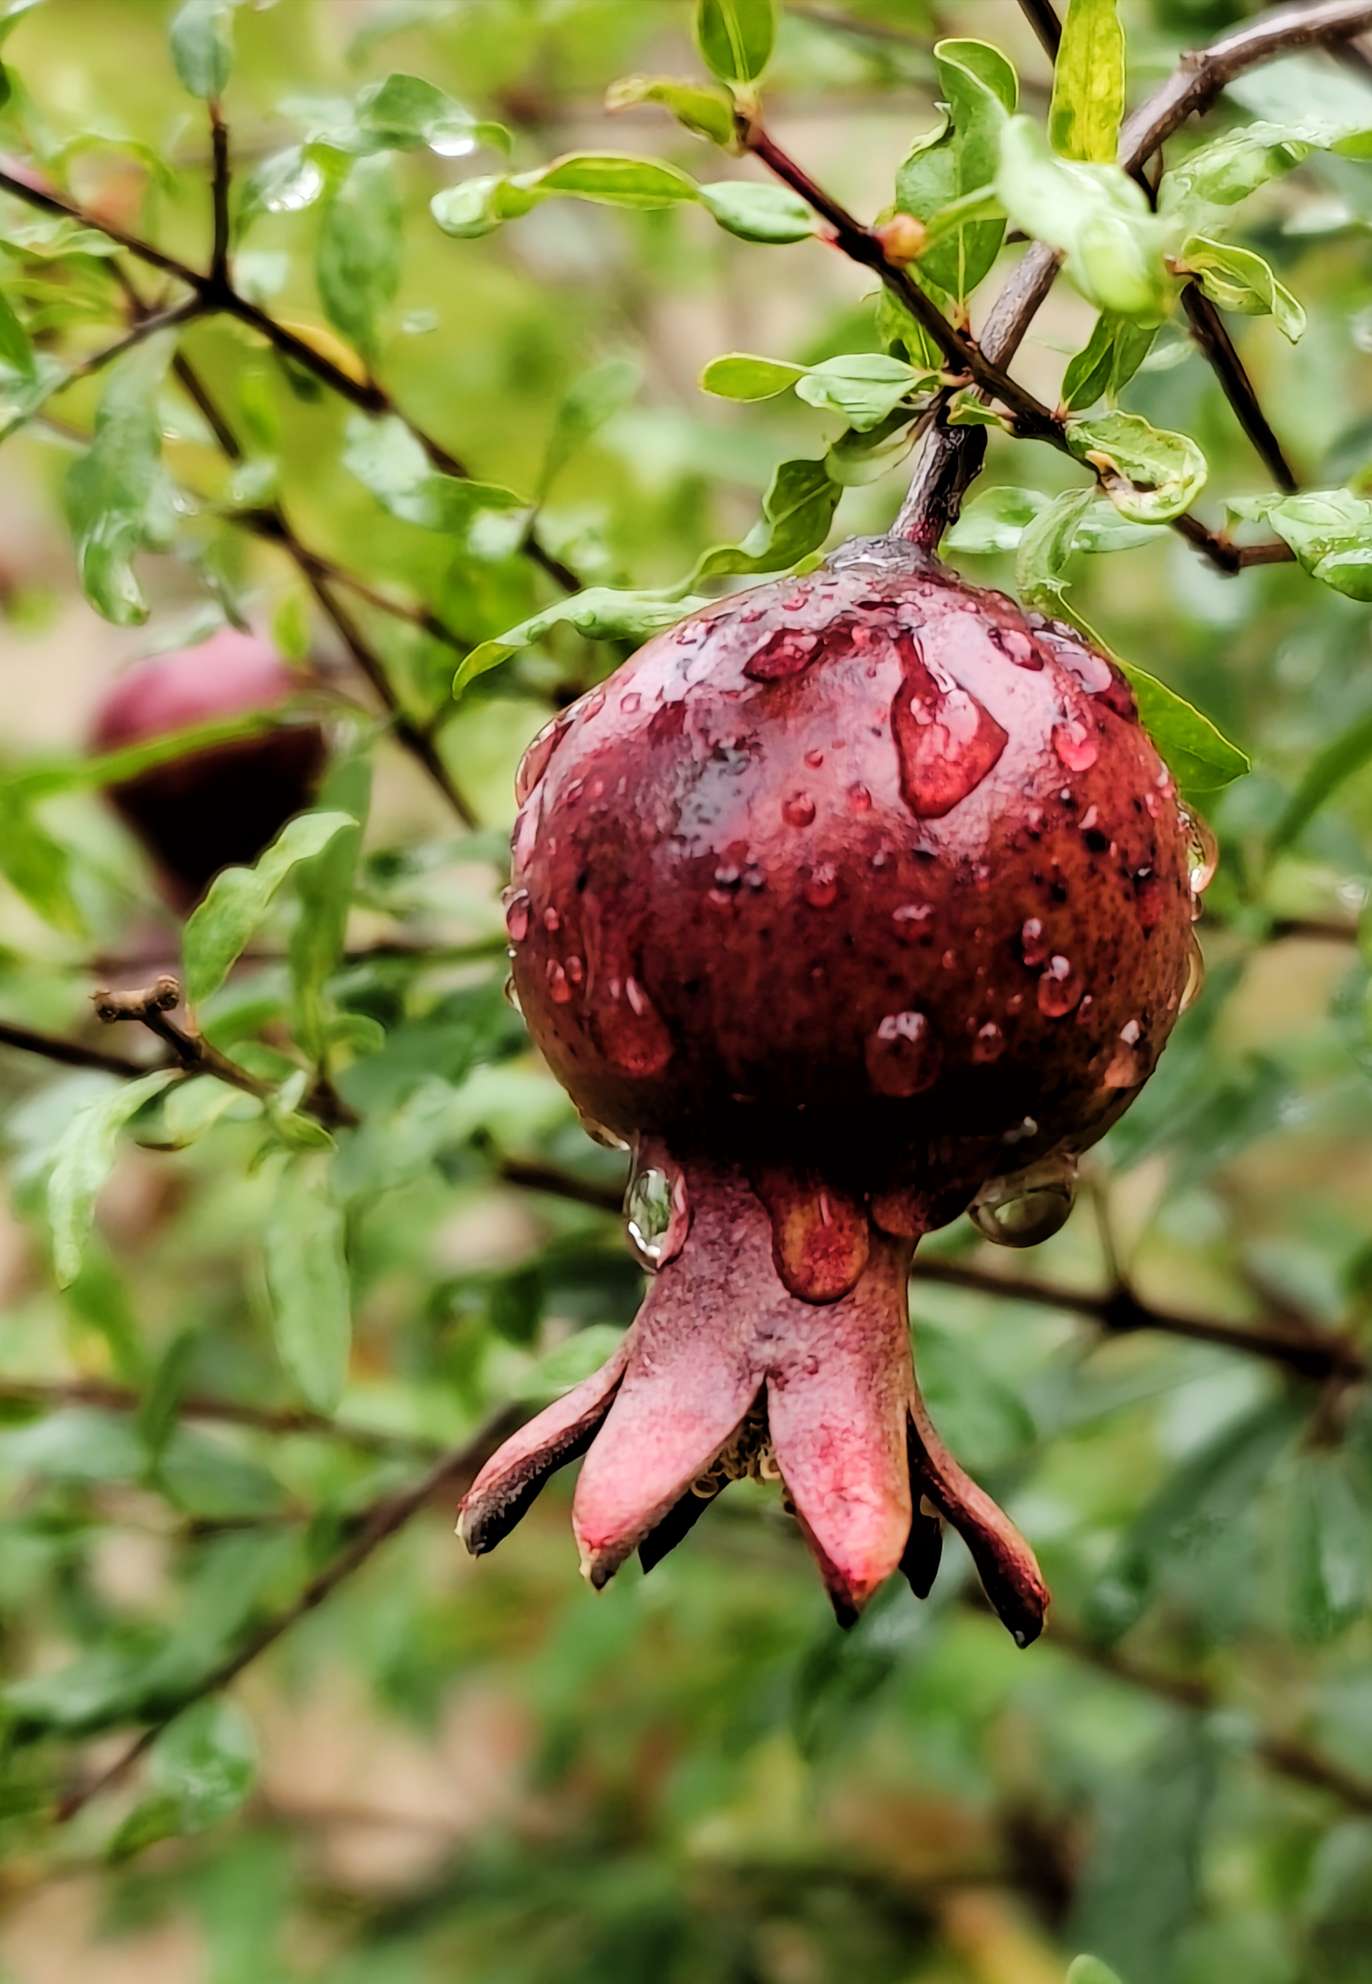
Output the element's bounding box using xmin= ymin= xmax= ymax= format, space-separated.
xmin=973 ymin=1020 xmax=1004 ymax=1062
xmin=752 ymin=1166 xmax=869 ymax=1303
xmin=803 ymin=864 xmax=839 ymax=908
xmin=1053 ymin=639 xmax=1112 ymax=694
xmin=892 ymin=635 xmax=1008 ymax=818
xmin=566 ymin=954 xmax=584 ymax=984
xmin=971 ymin=1153 xmax=1078 ymax=1248
xmin=865 ymin=1009 xmax=939 ymax=1096
xmin=598 ymin=971 xmax=673 ymax=1074
xmin=1180 ymin=932 xmax=1205 ymax=1013
xmin=1020 ymin=917 xmax=1047 ymax=967
xmin=542 ymin=905 xmax=560 ymax=933
xmin=1037 ymin=955 xmax=1082 ymax=1017
xmin=503 ymin=973 xmax=522 ymax=1015
xmin=547 ymin=960 xmax=572 ymax=1004
xmin=1182 ymin=810 xmax=1218 ymax=897
xmin=848 ymin=782 xmax=872 ymax=812
xmin=893 ymin=902 xmax=932 ymax=942
xmin=804 ymin=747 xmax=825 ymax=770
xmin=624 ymin=1147 xmax=689 ymax=1270
xmin=515 ymin=712 xmax=568 ymax=804
xmin=1051 ymin=718 xmax=1099 ymax=772
xmin=783 ymin=790 xmax=816 ymax=827
xmin=745 ymin=628 xmax=815 ymax=681
xmin=502 ymin=886 xmax=530 ymax=943
xmin=1104 ymin=1019 xmax=1145 ymax=1088
xmin=991 ymin=624 xmax=1039 ymax=669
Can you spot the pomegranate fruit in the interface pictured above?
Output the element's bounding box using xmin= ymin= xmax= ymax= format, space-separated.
xmin=91 ymin=627 xmax=327 ymax=911
xmin=462 ymin=536 xmax=1207 ymax=1639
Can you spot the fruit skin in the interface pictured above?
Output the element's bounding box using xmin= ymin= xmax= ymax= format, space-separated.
xmin=90 ymin=628 xmax=327 ymax=910
xmin=465 ymin=536 xmax=1200 ymax=1635
xmin=507 ymin=535 xmax=1192 ymax=1218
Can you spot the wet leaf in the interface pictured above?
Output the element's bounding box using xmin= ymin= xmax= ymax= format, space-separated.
xmin=341 ymin=413 xmax=523 ymax=530
xmin=48 ymin=1072 xmax=178 ymax=1287
xmin=606 ymin=74 xmax=735 ymax=148
xmin=1233 ymin=488 xmax=1372 ymax=605
xmin=1180 ymin=236 xmax=1306 ymax=342
xmin=108 ymin=1700 xmax=257 ymax=1856
xmin=694 ymin=0 xmax=776 ymax=86
xmin=696 ymin=179 xmax=813 ymax=243
xmin=262 ymin=1155 xmax=352 ymax=1411
xmin=316 ymin=155 xmax=403 ymax=364
xmin=183 ymin=810 xmax=354 ymax=1003
xmin=1067 ymin=409 xmax=1208 ymax=524
xmin=699 ymin=351 xmax=805 ymax=400
xmin=1060 ymin=313 xmax=1156 ymax=410
xmin=169 ymin=0 xmax=235 ymax=99
xmin=896 ymin=38 xmax=1017 ymax=300
xmin=997 ymin=117 xmax=1174 ymax=321
xmin=63 ymin=332 xmax=177 ymax=625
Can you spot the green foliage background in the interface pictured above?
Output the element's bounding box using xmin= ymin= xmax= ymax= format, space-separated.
xmin=0 ymin=2 xmax=1371 ymax=1980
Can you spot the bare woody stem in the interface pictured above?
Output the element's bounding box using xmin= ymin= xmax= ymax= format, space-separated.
xmin=1019 ymin=0 xmax=1298 ymax=493
xmin=0 ymin=160 xmax=581 ymax=597
xmin=0 ymin=1377 xmax=440 ymax=1459
xmin=54 ymin=1406 xmax=523 ymax=1822
xmin=895 ymin=0 xmax=1372 ymax=545
xmin=738 ymin=119 xmax=1279 ymax=571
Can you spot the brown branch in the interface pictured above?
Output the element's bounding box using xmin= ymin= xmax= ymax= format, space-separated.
xmin=0 ymin=164 xmax=581 ymax=599
xmin=208 ymin=101 xmax=231 ymax=290
xmin=1180 ymin=282 xmax=1298 ymax=492
xmin=0 ymin=1017 xmax=147 ymax=1079
xmin=54 ymin=1406 xmax=522 ymax=1822
xmin=0 ymin=1377 xmax=439 ymax=1459
xmin=91 ymin=975 xmax=357 ymax=1131
xmin=1016 ymin=0 xmax=1062 ymax=62
xmin=495 ymin=1154 xmax=1366 ymax=1383
xmin=740 ymin=121 xmax=1270 ymax=572
xmin=1040 ymin=1612 xmax=1372 ymax=1814
xmin=895 ymin=0 xmax=1372 ymax=546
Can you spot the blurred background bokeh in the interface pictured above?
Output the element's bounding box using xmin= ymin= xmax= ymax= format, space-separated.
xmin=2 ymin=2 xmax=1372 ymax=1980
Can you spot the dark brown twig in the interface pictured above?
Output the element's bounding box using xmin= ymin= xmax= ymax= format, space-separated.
xmin=0 ymin=1017 xmax=146 ymax=1079
xmin=208 ymin=100 xmax=231 ymax=291
xmin=0 ymin=1377 xmax=440 ymax=1459
xmin=54 ymin=1407 xmax=522 ymax=1822
xmin=895 ymin=0 xmax=1372 ymax=547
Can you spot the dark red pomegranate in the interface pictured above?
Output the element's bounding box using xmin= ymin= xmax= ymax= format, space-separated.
xmin=91 ymin=628 xmax=327 ymax=910
xmin=462 ymin=537 xmax=1207 ymax=1640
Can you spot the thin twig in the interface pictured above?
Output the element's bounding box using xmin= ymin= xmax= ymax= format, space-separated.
xmin=0 ymin=1377 xmax=440 ymax=1459
xmin=0 ymin=162 xmax=581 ymax=598
xmin=0 ymin=1018 xmax=147 ymax=1079
xmin=1019 ymin=0 xmax=1298 ymax=492
xmin=739 ymin=120 xmax=1276 ymax=572
xmin=54 ymin=1406 xmax=522 ymax=1822
xmin=208 ymin=100 xmax=231 ymax=290
xmin=895 ymin=0 xmax=1372 ymax=546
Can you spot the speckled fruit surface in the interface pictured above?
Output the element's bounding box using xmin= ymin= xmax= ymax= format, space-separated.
xmin=463 ymin=537 xmax=1205 ymax=1636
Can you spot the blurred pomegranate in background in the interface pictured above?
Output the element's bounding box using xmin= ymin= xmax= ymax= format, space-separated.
xmin=90 ymin=627 xmax=327 ymax=911
xmin=462 ymin=536 xmax=1210 ymax=1639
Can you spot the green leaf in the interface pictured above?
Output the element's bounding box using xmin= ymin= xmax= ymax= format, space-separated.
xmin=1016 ymin=487 xmax=1100 ymax=629
xmin=1269 ymin=703 xmax=1372 ymax=853
xmin=1069 ymin=1724 xmax=1219 ymax=1984
xmin=183 ymin=810 xmax=354 ymax=1004
xmin=948 ymin=483 xmax=1151 ymax=554
xmin=697 ymin=179 xmax=813 ymax=243
xmin=347 ymin=71 xmax=501 ymax=156
xmin=694 ymin=0 xmax=776 ymax=86
xmin=168 ymin=0 xmax=235 ymax=99
xmin=1060 ymin=313 xmax=1156 ymax=410
xmin=605 ymin=74 xmax=736 ymax=148
xmin=316 ymin=154 xmax=402 ymax=365
xmin=108 ymin=1700 xmax=257 ymax=1857
xmin=237 ymin=145 xmax=327 ymax=231
xmin=793 ymin=352 xmax=929 ymax=431
xmin=455 ymin=588 xmax=708 ymax=695
xmin=699 ymin=350 xmax=806 ymax=400
xmin=289 ymin=751 xmax=371 ymax=1064
xmin=1161 ymin=116 xmax=1372 ymax=214
xmin=1180 ymin=235 xmax=1305 ymax=342
xmin=520 ymin=1325 xmax=627 ymax=1404
xmin=0 ymin=784 xmax=84 ymax=930
xmin=1050 ymin=0 xmax=1125 ymax=165
xmin=430 ymin=152 xmax=699 ymax=239
xmin=1232 ymin=487 xmax=1372 ymax=603
xmin=62 ymin=332 xmax=176 ymax=626
xmin=1067 ymin=408 xmax=1208 ymax=524
xmin=688 ymin=455 xmax=840 ymax=582
xmin=1067 ymin=1963 xmax=1127 ymax=1984
xmin=539 ymin=354 xmax=640 ymax=499
xmin=48 ymin=1071 xmax=178 ymax=1286
xmin=0 ymin=280 xmax=34 ymax=375
xmin=1288 ymin=1453 xmax=1368 ymax=1642
xmin=896 ymin=39 xmax=1017 ymax=300
xmin=1120 ymin=660 xmax=1250 ymax=794
xmin=996 ymin=117 xmax=1174 ymax=322
xmin=261 ymin=1156 xmax=352 ymax=1411
xmin=341 ymin=413 xmax=523 ymax=531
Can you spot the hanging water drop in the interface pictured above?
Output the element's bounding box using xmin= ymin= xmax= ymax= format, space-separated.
xmin=625 ymin=1163 xmax=675 ymax=1269
xmin=970 ymin=1153 xmax=1078 ymax=1248
xmin=1179 ymin=932 xmax=1205 ymax=1013
xmin=1037 ymin=955 xmax=1082 ymax=1017
xmin=1182 ymin=809 xmax=1218 ymax=898
xmin=1051 ymin=718 xmax=1099 ymax=773
xmin=503 ymin=886 xmax=530 ymax=943
xmin=515 ymin=712 xmax=568 ymax=805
